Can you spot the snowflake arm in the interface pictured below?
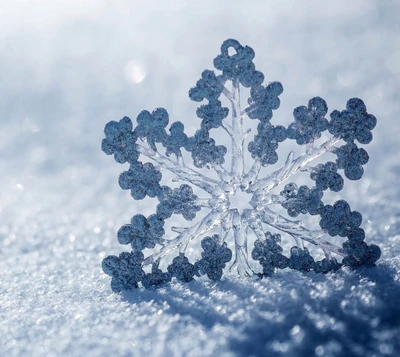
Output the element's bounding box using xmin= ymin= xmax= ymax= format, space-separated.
xmin=230 ymin=79 xmax=245 ymax=180
xmin=135 ymin=143 xmax=218 ymax=194
xmin=222 ymin=86 xmax=234 ymax=103
xmin=229 ymin=209 xmax=254 ymax=277
xmin=249 ymin=136 xmax=341 ymax=193
xmin=244 ymin=207 xmax=347 ymax=258
xmin=328 ymin=98 xmax=376 ymax=144
xmin=241 ymin=159 xmax=262 ymax=190
xmin=142 ymin=207 xmax=230 ymax=267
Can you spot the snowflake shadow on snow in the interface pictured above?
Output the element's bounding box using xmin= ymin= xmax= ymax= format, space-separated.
xmin=119 ymin=264 xmax=399 ymax=356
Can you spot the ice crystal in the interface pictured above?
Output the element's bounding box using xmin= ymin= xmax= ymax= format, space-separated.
xmin=101 ymin=39 xmax=381 ymax=291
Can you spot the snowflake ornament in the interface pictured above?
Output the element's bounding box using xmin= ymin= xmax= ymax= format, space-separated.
xmin=101 ymin=39 xmax=380 ymax=292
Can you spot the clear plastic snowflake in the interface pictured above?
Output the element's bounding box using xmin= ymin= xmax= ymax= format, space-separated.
xmin=101 ymin=39 xmax=381 ymax=292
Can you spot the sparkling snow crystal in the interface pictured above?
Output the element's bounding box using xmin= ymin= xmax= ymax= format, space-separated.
xmin=101 ymin=39 xmax=380 ymax=292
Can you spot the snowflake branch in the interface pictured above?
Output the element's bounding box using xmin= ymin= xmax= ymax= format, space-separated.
xmin=230 ymin=79 xmax=245 ymax=182
xmin=266 ymin=194 xmax=285 ymax=204
xmin=241 ymin=158 xmax=263 ymax=190
xmin=306 ymin=141 xmax=314 ymax=155
xmin=240 ymin=104 xmax=250 ymax=118
xmin=217 ymin=210 xmax=233 ymax=244
xmin=136 ymin=144 xmax=218 ymax=194
xmin=212 ymin=163 xmax=232 ymax=183
xmin=221 ymin=122 xmax=234 ymax=137
xmin=244 ymin=207 xmax=347 ymax=257
xmin=247 ymin=218 xmax=266 ymax=241
xmin=142 ymin=207 xmax=230 ymax=266
xmin=230 ymin=209 xmax=254 ymax=276
xmin=194 ymin=198 xmax=213 ymax=208
xmin=222 ymin=86 xmax=234 ymax=103
xmin=249 ymin=136 xmax=341 ymax=193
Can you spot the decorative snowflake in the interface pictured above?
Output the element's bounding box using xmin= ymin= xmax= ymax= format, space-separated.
xmin=101 ymin=39 xmax=381 ymax=292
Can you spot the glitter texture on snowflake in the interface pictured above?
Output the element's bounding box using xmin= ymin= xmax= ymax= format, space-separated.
xmin=101 ymin=39 xmax=380 ymax=292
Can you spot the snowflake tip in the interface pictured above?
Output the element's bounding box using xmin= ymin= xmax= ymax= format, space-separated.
xmin=310 ymin=162 xmax=344 ymax=192
xmin=288 ymin=247 xmax=315 ymax=272
xmin=118 ymin=161 xmax=162 ymax=199
xmin=335 ymin=143 xmax=369 ymax=180
xmin=246 ymin=82 xmax=283 ymax=121
xmin=342 ymin=242 xmax=381 ymax=267
xmin=287 ymin=96 xmax=328 ymax=145
xmin=135 ymin=108 xmax=169 ymax=151
xmin=320 ymin=200 xmax=364 ymax=239
xmin=281 ymin=184 xmax=323 ymax=217
xmin=142 ymin=263 xmax=172 ymax=289
xmin=102 ymin=116 xmax=139 ymax=164
xmin=187 ymin=129 xmax=227 ymax=168
xmin=189 ymin=69 xmax=224 ymax=102
xmin=164 ymin=121 xmax=189 ymax=157
xmin=248 ymin=123 xmax=286 ymax=166
xmin=252 ymin=232 xmax=288 ymax=277
xmin=213 ymin=39 xmax=263 ymax=87
xmin=117 ymin=224 xmax=133 ymax=245
xmin=196 ymin=100 xmax=229 ymax=130
xmin=102 ymin=255 xmax=120 ymax=276
xmin=168 ymin=254 xmax=196 ymax=282
xmin=102 ymin=251 xmax=145 ymax=292
xmin=157 ymin=184 xmax=200 ymax=221
xmin=314 ymin=258 xmax=341 ymax=273
xmin=329 ymin=98 xmax=376 ymax=144
xmin=196 ymin=235 xmax=232 ymax=281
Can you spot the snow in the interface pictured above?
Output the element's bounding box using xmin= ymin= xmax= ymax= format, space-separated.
xmin=1 ymin=1 xmax=400 ymax=356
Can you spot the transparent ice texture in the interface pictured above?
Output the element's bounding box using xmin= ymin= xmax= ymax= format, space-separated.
xmin=101 ymin=39 xmax=381 ymax=290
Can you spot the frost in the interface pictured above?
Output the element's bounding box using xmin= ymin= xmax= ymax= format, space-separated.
xmin=101 ymin=39 xmax=381 ymax=291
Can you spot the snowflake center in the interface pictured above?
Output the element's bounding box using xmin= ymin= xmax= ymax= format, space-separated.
xmin=228 ymin=187 xmax=253 ymax=214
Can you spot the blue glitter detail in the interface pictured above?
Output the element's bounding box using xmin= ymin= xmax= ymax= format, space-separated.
xmin=195 ymin=235 xmax=232 ymax=281
xmin=329 ymin=98 xmax=376 ymax=144
xmin=287 ymin=97 xmax=329 ymax=145
xmin=157 ymin=184 xmax=201 ymax=221
xmin=101 ymin=116 xmax=139 ymax=164
xmin=119 ymin=161 xmax=162 ymax=199
xmin=102 ymin=251 xmax=145 ymax=292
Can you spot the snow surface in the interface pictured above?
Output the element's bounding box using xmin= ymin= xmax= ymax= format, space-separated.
xmin=1 ymin=1 xmax=400 ymax=356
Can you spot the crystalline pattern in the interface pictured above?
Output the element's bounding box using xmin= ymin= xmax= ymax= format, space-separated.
xmin=101 ymin=39 xmax=381 ymax=291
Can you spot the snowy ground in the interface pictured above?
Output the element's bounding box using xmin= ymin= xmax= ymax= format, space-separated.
xmin=1 ymin=1 xmax=400 ymax=356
